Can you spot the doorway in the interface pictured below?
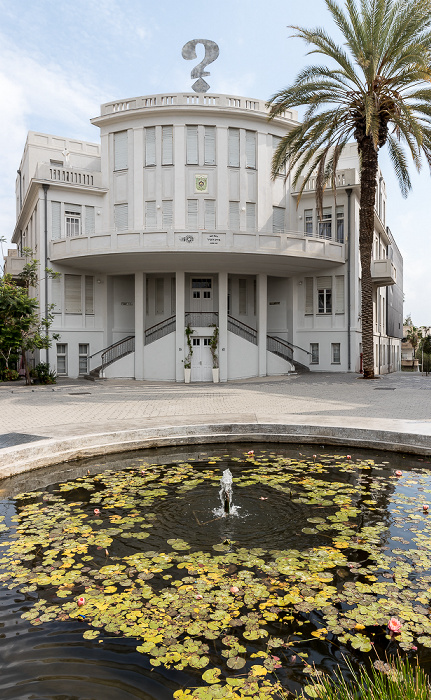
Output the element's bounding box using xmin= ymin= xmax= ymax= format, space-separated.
xmin=190 ymin=278 xmax=213 ymax=313
xmin=191 ymin=337 xmax=213 ymax=382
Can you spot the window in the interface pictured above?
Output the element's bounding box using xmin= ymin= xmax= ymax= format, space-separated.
xmin=155 ymin=278 xmax=164 ymax=314
xmin=65 ymin=206 xmax=81 ymax=237
xmin=304 ymin=209 xmax=313 ymax=236
xmin=204 ymin=126 xmax=216 ymax=165
xmin=273 ymin=206 xmax=285 ymax=233
xmin=145 ymin=201 xmax=157 ymax=228
xmin=228 ymin=128 xmax=240 ymax=167
xmin=56 ymin=344 xmax=67 ymax=375
xmin=162 ymin=125 xmax=173 ymax=165
xmin=204 ymin=200 xmax=216 ymax=229
xmin=245 ymin=131 xmax=256 ymax=169
xmin=246 ymin=202 xmax=256 ymax=230
xmin=52 ymin=201 xmax=61 ymax=239
xmin=145 ymin=126 xmax=156 ymax=166
xmin=229 ymin=201 xmax=240 ymax=230
xmin=114 ymin=203 xmax=128 ymax=231
xmin=65 ymin=274 xmax=82 ymax=313
xmin=336 ymin=206 xmax=344 ymax=243
xmin=78 ymin=344 xmax=89 ymax=375
xmin=305 ymin=278 xmax=314 ymax=315
xmin=85 ymin=276 xmax=94 ymax=314
xmin=186 ymin=126 xmax=199 ymax=164
xmin=85 ymin=206 xmax=95 ymax=235
xmin=187 ymin=200 xmax=198 ymax=228
xmin=239 ymin=279 xmax=247 ymax=314
xmin=335 ymin=275 xmax=345 ymax=314
xmin=192 ymin=278 xmax=212 ymax=288
xmin=331 ymin=342 xmax=341 ymax=364
xmin=162 ymin=200 xmax=173 ymax=228
xmin=114 ymin=131 xmax=128 ymax=170
xmin=310 ymin=343 xmax=319 ymax=364
xmin=317 ymin=276 xmax=332 ymax=314
xmin=318 ymin=207 xmax=332 ymax=239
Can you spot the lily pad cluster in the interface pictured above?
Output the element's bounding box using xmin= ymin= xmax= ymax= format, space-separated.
xmin=1 ymin=452 xmax=431 ymax=698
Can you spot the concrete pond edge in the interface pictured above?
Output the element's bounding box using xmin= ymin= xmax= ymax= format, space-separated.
xmin=0 ymin=422 xmax=430 ymax=479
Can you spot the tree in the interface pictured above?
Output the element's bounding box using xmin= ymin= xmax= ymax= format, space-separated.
xmin=268 ymin=0 xmax=431 ymax=378
xmin=406 ymin=325 xmax=422 ymax=360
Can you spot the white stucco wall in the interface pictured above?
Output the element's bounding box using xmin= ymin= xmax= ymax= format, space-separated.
xmin=143 ymin=333 xmax=176 ymax=381
xmin=227 ymin=332 xmax=258 ymax=379
xmin=104 ymin=352 xmax=135 ymax=378
xmin=267 ymin=351 xmax=294 ymax=376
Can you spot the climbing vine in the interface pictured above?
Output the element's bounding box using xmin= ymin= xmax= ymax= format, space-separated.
xmin=184 ymin=324 xmax=194 ymax=369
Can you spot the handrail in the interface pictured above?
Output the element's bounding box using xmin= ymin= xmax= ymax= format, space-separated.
xmin=88 ymin=335 xmax=135 ymax=360
xmin=101 ymin=336 xmax=135 ymax=374
xmin=145 ymin=315 xmax=176 ymax=345
xmin=268 ymin=335 xmax=311 ymax=356
xmin=228 ymin=315 xmax=258 ymax=345
xmin=185 ymin=311 xmax=219 ymax=327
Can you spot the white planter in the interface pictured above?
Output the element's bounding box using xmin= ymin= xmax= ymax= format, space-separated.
xmin=212 ymin=368 xmax=220 ymax=383
xmin=184 ymin=368 xmax=191 ymax=383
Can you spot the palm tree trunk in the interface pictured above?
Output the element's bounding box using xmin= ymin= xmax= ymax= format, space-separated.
xmin=358 ymin=136 xmax=378 ymax=379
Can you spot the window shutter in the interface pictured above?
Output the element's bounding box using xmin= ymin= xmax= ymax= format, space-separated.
xmin=204 ymin=200 xmax=216 ymax=229
xmin=245 ymin=131 xmax=256 ymax=168
xmin=305 ymin=278 xmax=314 ymax=314
xmin=229 ymin=201 xmax=240 ymax=230
xmin=246 ymin=202 xmax=256 ymax=230
xmin=162 ymin=125 xmax=173 ymax=165
xmin=317 ymin=276 xmax=332 ymax=290
xmin=187 ymin=199 xmax=198 ymax=228
xmin=162 ymin=200 xmax=173 ymax=228
xmin=114 ymin=203 xmax=128 ymax=231
xmin=272 ymin=206 xmax=285 ymax=233
xmin=85 ymin=276 xmax=94 ymax=314
xmin=186 ymin=126 xmax=198 ymax=164
xmin=204 ymin=126 xmax=216 ymax=165
xmin=228 ymin=128 xmax=240 ymax=167
xmin=114 ymin=130 xmax=128 ymax=170
xmin=51 ymin=275 xmax=62 ymax=312
xmin=52 ymin=201 xmax=61 ymax=239
xmin=85 ymin=206 xmax=95 ymax=235
xmin=335 ymin=275 xmax=345 ymax=313
xmin=65 ymin=274 xmax=82 ymax=313
xmin=145 ymin=201 xmax=157 ymax=228
xmin=145 ymin=127 xmax=156 ymax=166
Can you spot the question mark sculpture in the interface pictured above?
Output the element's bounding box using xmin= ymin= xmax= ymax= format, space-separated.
xmin=182 ymin=39 xmax=220 ymax=93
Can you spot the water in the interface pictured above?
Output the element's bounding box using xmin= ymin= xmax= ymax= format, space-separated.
xmin=0 ymin=444 xmax=431 ymax=700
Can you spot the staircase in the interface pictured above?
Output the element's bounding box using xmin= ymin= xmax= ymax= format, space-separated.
xmin=85 ymin=336 xmax=135 ymax=380
xmin=228 ymin=317 xmax=310 ymax=371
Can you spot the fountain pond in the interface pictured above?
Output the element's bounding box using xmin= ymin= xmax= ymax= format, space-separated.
xmin=1 ymin=443 xmax=431 ymax=699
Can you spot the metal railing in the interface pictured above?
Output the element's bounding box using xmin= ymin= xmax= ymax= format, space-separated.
xmin=267 ymin=335 xmax=294 ymax=362
xmin=101 ymin=336 xmax=135 ymax=373
xmin=227 ymin=316 xmax=258 ymax=345
xmin=145 ymin=316 xmax=176 ymax=345
xmin=185 ymin=311 xmax=219 ymax=327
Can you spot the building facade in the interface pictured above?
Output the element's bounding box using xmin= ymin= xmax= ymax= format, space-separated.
xmin=5 ymin=92 xmax=403 ymax=380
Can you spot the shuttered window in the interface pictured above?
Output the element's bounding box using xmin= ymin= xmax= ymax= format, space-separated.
xmin=52 ymin=201 xmax=61 ymax=239
xmin=204 ymin=126 xmax=216 ymax=165
xmin=305 ymin=278 xmax=314 ymax=315
xmin=162 ymin=125 xmax=173 ymax=165
xmin=114 ymin=203 xmax=128 ymax=231
xmin=228 ymin=128 xmax=240 ymax=167
xmin=145 ymin=127 xmax=156 ymax=166
xmin=51 ymin=276 xmax=62 ymax=312
xmin=85 ymin=276 xmax=94 ymax=314
xmin=65 ymin=204 xmax=81 ymax=237
xmin=114 ymin=130 xmax=128 ymax=171
xmin=336 ymin=206 xmax=344 ymax=243
xmin=335 ymin=275 xmax=345 ymax=313
xmin=272 ymin=206 xmax=285 ymax=233
xmin=57 ymin=344 xmax=67 ymax=374
xmin=85 ymin=206 xmax=95 ymax=235
xmin=186 ymin=126 xmax=198 ymax=164
xmin=331 ymin=343 xmax=341 ymax=364
xmin=65 ymin=274 xmax=82 ymax=313
xmin=162 ymin=200 xmax=173 ymax=228
xmin=229 ymin=201 xmax=240 ymax=230
xmin=239 ymin=279 xmax=247 ymax=315
xmin=245 ymin=131 xmax=256 ymax=169
xmin=304 ymin=209 xmax=313 ymax=235
xmin=246 ymin=202 xmax=256 ymax=230
xmin=310 ymin=343 xmax=319 ymax=364
xmin=145 ymin=201 xmax=157 ymax=228
xmin=317 ymin=276 xmax=332 ymax=314
xmin=204 ymin=200 xmax=216 ymax=229
xmin=155 ymin=278 xmax=164 ymax=314
xmin=187 ymin=200 xmax=198 ymax=228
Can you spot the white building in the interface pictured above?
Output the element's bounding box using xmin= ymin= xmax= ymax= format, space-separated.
xmin=5 ymin=91 xmax=403 ymax=381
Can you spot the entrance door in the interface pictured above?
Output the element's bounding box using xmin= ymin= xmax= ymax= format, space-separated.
xmin=191 ymin=337 xmax=213 ymax=382
xmin=190 ymin=278 xmax=213 ymax=313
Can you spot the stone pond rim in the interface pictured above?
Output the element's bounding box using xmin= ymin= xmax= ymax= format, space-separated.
xmin=0 ymin=421 xmax=430 ymax=479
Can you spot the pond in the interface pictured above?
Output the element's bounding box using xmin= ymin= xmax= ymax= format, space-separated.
xmin=1 ymin=444 xmax=431 ymax=699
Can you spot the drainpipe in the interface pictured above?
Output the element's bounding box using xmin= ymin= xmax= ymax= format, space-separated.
xmin=43 ymin=184 xmax=50 ymax=366
xmin=17 ymin=169 xmax=22 ymax=210
xmin=345 ymin=188 xmax=352 ymax=370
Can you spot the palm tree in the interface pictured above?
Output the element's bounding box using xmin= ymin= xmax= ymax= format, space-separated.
xmin=268 ymin=0 xmax=431 ymax=378
xmin=406 ymin=324 xmax=422 ymax=364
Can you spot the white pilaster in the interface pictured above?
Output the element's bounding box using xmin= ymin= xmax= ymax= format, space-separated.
xmin=218 ymin=272 xmax=228 ymax=382
xmin=175 ymin=271 xmax=186 ymax=382
xmin=134 ymin=272 xmax=145 ymax=380
xmin=257 ymin=273 xmax=267 ymax=376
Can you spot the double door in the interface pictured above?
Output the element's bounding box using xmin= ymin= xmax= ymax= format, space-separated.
xmin=191 ymin=337 xmax=212 ymax=382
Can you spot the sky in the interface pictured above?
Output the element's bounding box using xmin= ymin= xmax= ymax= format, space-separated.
xmin=1 ymin=0 xmax=429 ymax=325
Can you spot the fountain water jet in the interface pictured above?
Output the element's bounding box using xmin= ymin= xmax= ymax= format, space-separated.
xmin=219 ymin=468 xmax=233 ymax=515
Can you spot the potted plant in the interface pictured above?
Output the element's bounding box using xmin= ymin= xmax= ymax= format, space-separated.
xmin=184 ymin=324 xmax=194 ymax=383
xmin=209 ymin=325 xmax=219 ymax=383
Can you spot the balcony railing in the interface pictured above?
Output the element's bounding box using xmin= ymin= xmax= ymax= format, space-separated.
xmin=37 ymin=163 xmax=103 ymax=188
xmin=185 ymin=311 xmax=219 ymax=327
xmin=371 ymin=259 xmax=397 ymax=286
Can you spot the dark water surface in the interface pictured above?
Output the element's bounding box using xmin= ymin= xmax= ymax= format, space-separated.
xmin=1 ymin=443 xmax=430 ymax=700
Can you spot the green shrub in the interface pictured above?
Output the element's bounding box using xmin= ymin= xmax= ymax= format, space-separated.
xmin=33 ymin=362 xmax=57 ymax=385
xmin=1 ymin=368 xmax=20 ymax=381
